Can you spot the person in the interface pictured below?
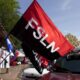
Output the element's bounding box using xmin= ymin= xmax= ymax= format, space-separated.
xmin=0 ymin=46 xmax=10 ymax=73
xmin=0 ymin=47 xmax=5 ymax=68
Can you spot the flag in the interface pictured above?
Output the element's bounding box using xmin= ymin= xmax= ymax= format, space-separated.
xmin=10 ymin=0 xmax=74 ymax=61
xmin=21 ymin=43 xmax=43 ymax=74
xmin=5 ymin=37 xmax=14 ymax=53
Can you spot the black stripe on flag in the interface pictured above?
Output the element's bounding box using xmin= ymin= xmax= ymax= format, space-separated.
xmin=21 ymin=43 xmax=43 ymax=74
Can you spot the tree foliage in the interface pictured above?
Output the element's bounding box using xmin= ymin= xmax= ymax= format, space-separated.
xmin=65 ymin=33 xmax=80 ymax=47
xmin=0 ymin=0 xmax=21 ymax=48
xmin=0 ymin=0 xmax=20 ymax=32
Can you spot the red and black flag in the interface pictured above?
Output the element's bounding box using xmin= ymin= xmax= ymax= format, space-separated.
xmin=10 ymin=0 xmax=74 ymax=66
xmin=21 ymin=43 xmax=43 ymax=74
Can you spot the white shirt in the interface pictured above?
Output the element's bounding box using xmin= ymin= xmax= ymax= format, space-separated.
xmin=0 ymin=49 xmax=10 ymax=68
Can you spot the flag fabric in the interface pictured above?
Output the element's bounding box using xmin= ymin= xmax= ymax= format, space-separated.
xmin=21 ymin=43 xmax=43 ymax=74
xmin=5 ymin=37 xmax=14 ymax=53
xmin=10 ymin=0 xmax=74 ymax=61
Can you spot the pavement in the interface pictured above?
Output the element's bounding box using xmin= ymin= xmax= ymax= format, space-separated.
xmin=0 ymin=64 xmax=28 ymax=80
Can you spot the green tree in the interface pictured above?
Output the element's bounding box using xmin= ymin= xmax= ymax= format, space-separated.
xmin=0 ymin=0 xmax=21 ymax=48
xmin=0 ymin=0 xmax=20 ymax=32
xmin=65 ymin=33 xmax=80 ymax=47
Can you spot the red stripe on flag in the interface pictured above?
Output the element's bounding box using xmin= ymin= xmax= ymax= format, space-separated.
xmin=22 ymin=1 xmax=74 ymax=56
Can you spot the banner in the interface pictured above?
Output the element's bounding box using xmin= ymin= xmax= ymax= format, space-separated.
xmin=21 ymin=43 xmax=43 ymax=74
xmin=10 ymin=0 xmax=74 ymax=61
xmin=5 ymin=37 xmax=14 ymax=53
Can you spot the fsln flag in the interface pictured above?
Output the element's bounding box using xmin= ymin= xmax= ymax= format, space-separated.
xmin=10 ymin=0 xmax=74 ymax=61
xmin=21 ymin=43 xmax=43 ymax=74
xmin=5 ymin=37 xmax=14 ymax=53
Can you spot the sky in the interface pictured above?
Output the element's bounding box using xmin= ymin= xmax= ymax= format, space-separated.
xmin=18 ymin=0 xmax=80 ymax=39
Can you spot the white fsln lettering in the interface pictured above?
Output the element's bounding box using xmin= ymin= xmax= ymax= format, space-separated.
xmin=40 ymin=34 xmax=48 ymax=47
xmin=46 ymin=41 xmax=60 ymax=53
xmin=25 ymin=18 xmax=60 ymax=53
xmin=25 ymin=18 xmax=38 ymax=30
xmin=33 ymin=27 xmax=44 ymax=39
